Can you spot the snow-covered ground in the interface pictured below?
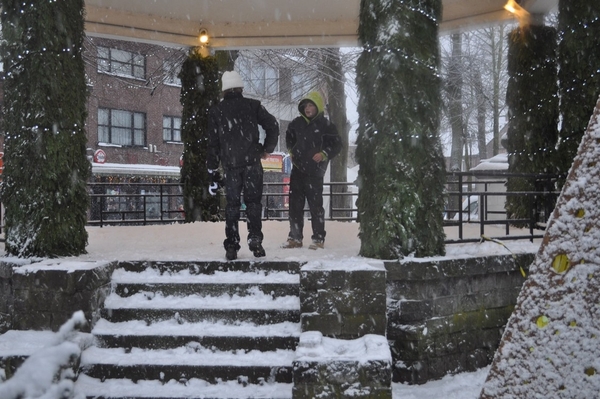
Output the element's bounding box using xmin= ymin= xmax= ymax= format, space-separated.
xmin=0 ymin=325 xmax=490 ymax=399
xmin=17 ymin=219 xmax=539 ymax=263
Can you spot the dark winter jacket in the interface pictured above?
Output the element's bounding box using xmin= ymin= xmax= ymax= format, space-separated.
xmin=207 ymin=91 xmax=279 ymax=171
xmin=286 ymin=91 xmax=342 ymax=177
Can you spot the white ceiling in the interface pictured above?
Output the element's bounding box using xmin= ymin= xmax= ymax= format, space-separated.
xmin=84 ymin=0 xmax=559 ymax=49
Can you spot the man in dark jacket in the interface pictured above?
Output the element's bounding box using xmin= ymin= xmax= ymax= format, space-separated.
xmin=207 ymin=71 xmax=279 ymax=260
xmin=283 ymin=91 xmax=342 ymax=250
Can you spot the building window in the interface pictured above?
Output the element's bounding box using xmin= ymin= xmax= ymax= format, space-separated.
xmin=163 ymin=116 xmax=182 ymax=142
xmin=292 ymin=74 xmax=312 ymax=101
xmin=97 ymin=46 xmax=145 ymax=79
xmin=237 ymin=59 xmax=279 ymax=98
xmin=98 ymin=108 xmax=146 ymax=146
xmin=163 ymin=60 xmax=182 ymax=86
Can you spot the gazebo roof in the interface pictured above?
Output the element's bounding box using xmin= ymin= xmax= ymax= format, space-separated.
xmin=84 ymin=0 xmax=558 ymax=49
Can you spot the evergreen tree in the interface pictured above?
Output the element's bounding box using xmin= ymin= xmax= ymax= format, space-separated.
xmin=0 ymin=0 xmax=90 ymax=257
xmin=355 ymin=0 xmax=446 ymax=258
xmin=179 ymin=49 xmax=221 ymax=222
xmin=557 ymin=1 xmax=600 ymax=176
xmin=505 ymin=25 xmax=559 ymax=226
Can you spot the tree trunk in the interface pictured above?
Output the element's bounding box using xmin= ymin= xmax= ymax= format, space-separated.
xmin=486 ymin=26 xmax=507 ymax=156
xmin=356 ymin=0 xmax=446 ymax=259
xmin=474 ymin=70 xmax=487 ymax=160
xmin=446 ymin=33 xmax=465 ymax=220
xmin=448 ymin=33 xmax=465 ymax=173
xmin=322 ymin=48 xmax=351 ymax=219
xmin=1 ymin=0 xmax=90 ymax=257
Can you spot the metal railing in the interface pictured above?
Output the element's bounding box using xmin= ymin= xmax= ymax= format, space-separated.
xmin=443 ymin=170 xmax=561 ymax=244
xmin=87 ymin=181 xmax=358 ymax=226
xmin=86 ymin=171 xmax=562 ymax=244
xmin=88 ymin=182 xmax=185 ymax=227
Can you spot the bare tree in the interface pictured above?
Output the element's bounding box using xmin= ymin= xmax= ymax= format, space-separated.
xmin=446 ymin=33 xmax=466 ymax=173
xmin=440 ymin=23 xmax=513 ymax=168
xmin=235 ymin=48 xmax=357 ymax=178
xmin=477 ymin=24 xmax=510 ymax=156
xmin=321 ymin=48 xmax=351 ymax=216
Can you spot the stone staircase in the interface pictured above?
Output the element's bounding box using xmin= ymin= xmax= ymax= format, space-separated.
xmin=75 ymin=260 xmax=302 ymax=399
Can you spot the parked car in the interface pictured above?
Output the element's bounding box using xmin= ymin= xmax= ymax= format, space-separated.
xmin=445 ymin=195 xmax=479 ymax=221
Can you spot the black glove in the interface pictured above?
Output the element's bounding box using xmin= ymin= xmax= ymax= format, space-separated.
xmin=208 ymin=169 xmax=223 ymax=196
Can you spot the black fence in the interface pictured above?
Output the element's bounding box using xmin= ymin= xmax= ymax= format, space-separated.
xmin=88 ymin=182 xmax=185 ymax=226
xmin=86 ymin=171 xmax=562 ymax=244
xmin=443 ymin=170 xmax=561 ymax=244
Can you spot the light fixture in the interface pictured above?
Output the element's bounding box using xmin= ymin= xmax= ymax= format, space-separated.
xmin=504 ymin=0 xmax=530 ymax=25
xmin=199 ymin=29 xmax=209 ymax=44
xmin=504 ymin=0 xmax=520 ymax=14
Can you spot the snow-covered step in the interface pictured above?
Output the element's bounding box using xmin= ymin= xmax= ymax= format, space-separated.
xmin=92 ymin=319 xmax=300 ymax=351
xmin=112 ymin=268 xmax=300 ymax=298
xmin=100 ymin=289 xmax=300 ymax=324
xmin=77 ymin=260 xmax=301 ymax=398
xmin=117 ymin=260 xmax=302 ymax=275
xmin=75 ymin=374 xmax=292 ymax=399
xmin=102 ymin=264 xmax=301 ymax=324
xmin=80 ymin=346 xmax=295 ymax=384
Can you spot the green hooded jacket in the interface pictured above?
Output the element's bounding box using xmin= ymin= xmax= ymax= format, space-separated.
xmin=298 ymin=91 xmax=326 ymax=121
xmin=286 ymin=91 xmax=342 ymax=177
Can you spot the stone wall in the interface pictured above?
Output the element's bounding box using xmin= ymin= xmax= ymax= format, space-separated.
xmin=386 ymin=253 xmax=535 ymax=384
xmin=300 ymin=260 xmax=387 ymax=339
xmin=297 ymin=260 xmax=392 ymax=398
xmin=0 ymin=260 xmax=115 ymax=334
xmin=0 ymin=263 xmax=14 ymax=332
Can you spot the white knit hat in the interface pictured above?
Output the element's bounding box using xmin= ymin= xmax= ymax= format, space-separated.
xmin=221 ymin=71 xmax=244 ymax=92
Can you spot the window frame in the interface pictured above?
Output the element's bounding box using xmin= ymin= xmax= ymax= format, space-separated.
xmin=97 ymin=46 xmax=146 ymax=80
xmin=237 ymin=59 xmax=279 ymax=98
xmin=98 ymin=108 xmax=146 ymax=147
xmin=163 ymin=60 xmax=182 ymax=87
xmin=162 ymin=115 xmax=182 ymax=143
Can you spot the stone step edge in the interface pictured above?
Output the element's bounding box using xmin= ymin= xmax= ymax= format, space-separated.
xmin=92 ymin=319 xmax=300 ymax=337
xmin=81 ymin=346 xmax=296 ymax=367
xmin=75 ymin=374 xmax=292 ymax=399
xmin=98 ymin=308 xmax=300 ymax=325
xmin=115 ymin=260 xmax=303 ymax=274
xmin=102 ymin=293 xmax=300 ymax=311
xmin=110 ymin=270 xmax=300 ymax=285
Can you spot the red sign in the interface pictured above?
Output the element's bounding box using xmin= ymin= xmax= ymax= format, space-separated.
xmin=93 ymin=149 xmax=107 ymax=164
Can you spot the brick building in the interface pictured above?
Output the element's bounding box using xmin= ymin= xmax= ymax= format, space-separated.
xmin=84 ymin=37 xmax=187 ymax=175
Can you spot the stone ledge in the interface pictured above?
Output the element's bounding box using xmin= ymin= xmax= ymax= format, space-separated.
xmin=292 ymin=331 xmax=392 ymax=399
xmin=385 ymin=253 xmax=535 ymax=281
xmin=2 ymin=260 xmax=116 ymax=332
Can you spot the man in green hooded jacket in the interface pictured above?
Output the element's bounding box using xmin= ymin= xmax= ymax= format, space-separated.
xmin=282 ymin=91 xmax=342 ymax=250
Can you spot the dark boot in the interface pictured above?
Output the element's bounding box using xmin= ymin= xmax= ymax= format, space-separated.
xmin=249 ymin=241 xmax=266 ymax=258
xmin=225 ymin=245 xmax=238 ymax=261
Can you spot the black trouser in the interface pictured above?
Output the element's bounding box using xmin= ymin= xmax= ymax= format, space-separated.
xmin=223 ymin=162 xmax=264 ymax=250
xmin=288 ymin=168 xmax=325 ymax=243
